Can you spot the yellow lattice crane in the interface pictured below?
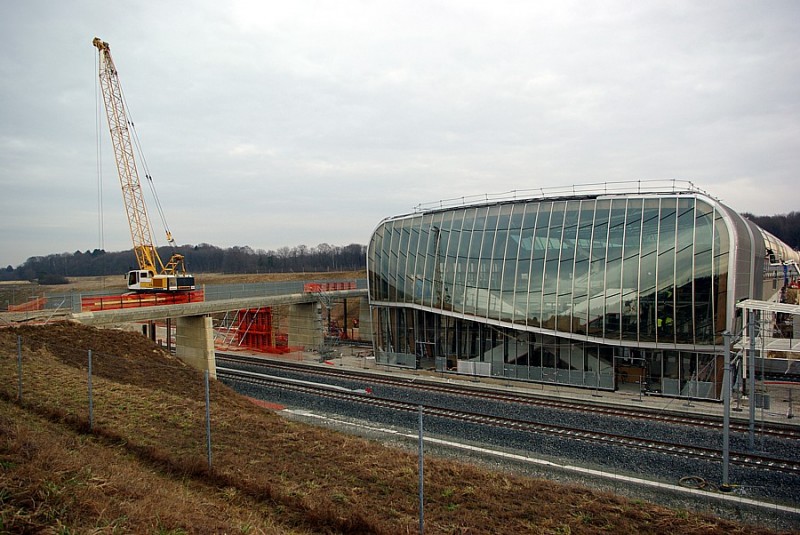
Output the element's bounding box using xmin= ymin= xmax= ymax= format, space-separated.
xmin=93 ymin=37 xmax=195 ymax=292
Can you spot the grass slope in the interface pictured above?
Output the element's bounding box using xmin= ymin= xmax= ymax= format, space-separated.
xmin=0 ymin=323 xmax=788 ymax=534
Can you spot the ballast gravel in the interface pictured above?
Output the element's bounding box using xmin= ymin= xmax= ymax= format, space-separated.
xmin=220 ymin=362 xmax=800 ymax=513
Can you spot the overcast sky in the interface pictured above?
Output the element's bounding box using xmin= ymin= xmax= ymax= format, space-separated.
xmin=1 ymin=1 xmax=798 ymax=268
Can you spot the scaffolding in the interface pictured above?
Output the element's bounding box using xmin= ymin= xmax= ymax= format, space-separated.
xmin=215 ymin=307 xmax=290 ymax=354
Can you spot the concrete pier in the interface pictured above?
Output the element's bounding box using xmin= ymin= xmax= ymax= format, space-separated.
xmin=359 ymin=299 xmax=374 ymax=344
xmin=289 ymin=302 xmax=324 ymax=349
xmin=176 ymin=316 xmax=217 ymax=378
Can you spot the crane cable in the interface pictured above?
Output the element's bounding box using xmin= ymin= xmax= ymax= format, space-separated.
xmin=116 ymin=76 xmax=177 ymax=249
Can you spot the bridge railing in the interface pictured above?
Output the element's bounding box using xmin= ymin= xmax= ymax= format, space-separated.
xmin=204 ymin=279 xmax=366 ymax=301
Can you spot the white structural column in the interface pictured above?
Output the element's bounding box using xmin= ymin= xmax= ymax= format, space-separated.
xmin=176 ymin=315 xmax=217 ymax=379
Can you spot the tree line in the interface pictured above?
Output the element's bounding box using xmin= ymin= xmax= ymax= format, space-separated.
xmin=1 ymin=243 xmax=367 ymax=284
xmin=741 ymin=212 xmax=800 ymax=250
xmin=3 ymin=212 xmax=798 ymax=286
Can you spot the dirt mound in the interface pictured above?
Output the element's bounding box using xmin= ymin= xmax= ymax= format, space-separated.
xmin=1 ymin=322 xmax=226 ymax=401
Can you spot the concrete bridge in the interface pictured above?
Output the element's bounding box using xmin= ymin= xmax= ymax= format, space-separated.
xmin=69 ymin=288 xmax=370 ymax=378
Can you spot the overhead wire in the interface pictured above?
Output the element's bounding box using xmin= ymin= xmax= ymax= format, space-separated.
xmin=117 ymin=77 xmax=176 ymax=250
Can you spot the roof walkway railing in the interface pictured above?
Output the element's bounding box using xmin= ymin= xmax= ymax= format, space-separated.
xmin=413 ymin=179 xmax=716 ymax=213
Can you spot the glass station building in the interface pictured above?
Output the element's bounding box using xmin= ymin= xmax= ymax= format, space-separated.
xmin=367 ymin=182 xmax=800 ymax=400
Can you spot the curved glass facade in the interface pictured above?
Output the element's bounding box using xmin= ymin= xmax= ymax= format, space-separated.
xmin=368 ymin=190 xmax=797 ymax=400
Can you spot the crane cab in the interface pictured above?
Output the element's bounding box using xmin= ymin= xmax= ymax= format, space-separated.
xmin=127 ymin=270 xmax=196 ymax=292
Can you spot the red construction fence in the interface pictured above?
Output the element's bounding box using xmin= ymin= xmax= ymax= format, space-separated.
xmin=81 ymin=290 xmax=205 ymax=312
xmin=8 ymin=296 xmax=47 ymax=312
xmin=303 ymin=281 xmax=357 ymax=293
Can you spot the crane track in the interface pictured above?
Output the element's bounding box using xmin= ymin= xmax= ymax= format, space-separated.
xmin=216 ymin=352 xmax=800 ymax=441
xmin=217 ymin=366 xmax=800 ymax=476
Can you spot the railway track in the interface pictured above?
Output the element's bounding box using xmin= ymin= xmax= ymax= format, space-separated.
xmin=217 ymin=363 xmax=800 ymax=476
xmin=216 ymin=352 xmax=800 ymax=441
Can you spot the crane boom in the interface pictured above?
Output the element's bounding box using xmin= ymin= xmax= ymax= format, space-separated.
xmin=93 ymin=37 xmax=194 ymax=292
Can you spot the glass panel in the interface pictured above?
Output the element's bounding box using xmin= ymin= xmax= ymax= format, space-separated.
xmin=674 ymin=198 xmax=695 ymax=343
xmin=604 ymin=199 xmax=627 ymax=339
xmin=621 ymin=199 xmax=642 ymax=340
xmin=499 ymin=204 xmax=522 ymax=321
xmin=396 ymin=219 xmax=410 ymax=302
xmin=465 ymin=206 xmax=489 ymax=316
xmin=452 ymin=208 xmax=478 ymax=311
xmin=527 ymin=202 xmax=551 ymax=326
xmin=557 ymin=201 xmax=580 ymax=331
xmin=421 ymin=213 xmax=442 ymax=307
xmin=377 ymin=222 xmax=391 ymax=300
xmin=478 ymin=208 xmax=498 ymax=289
xmin=588 ymin=200 xmax=610 ymax=336
xmin=542 ymin=202 xmax=565 ymax=329
xmin=483 ymin=204 xmax=513 ymax=319
xmin=515 ymin=203 xmax=539 ymax=323
xmin=431 ymin=211 xmax=453 ymax=308
xmin=384 ymin=221 xmax=400 ymax=302
xmin=656 ymin=198 xmax=676 ymax=343
xmin=406 ymin=219 xmax=421 ymax=301
xmin=661 ymin=350 xmax=680 ymax=395
xmin=694 ymin=201 xmax=714 ymax=343
xmin=713 ymin=210 xmax=730 ymax=341
xmin=681 ymin=353 xmax=695 ymax=396
xmin=572 ymin=200 xmax=595 ymax=334
xmin=444 ymin=210 xmax=466 ymax=310
xmin=368 ymin=225 xmax=384 ymax=300
xmin=638 ymin=199 xmax=660 ymax=341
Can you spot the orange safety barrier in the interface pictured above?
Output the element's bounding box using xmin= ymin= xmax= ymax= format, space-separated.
xmin=81 ymin=290 xmax=205 ymax=312
xmin=8 ymin=296 xmax=47 ymax=312
xmin=303 ymin=281 xmax=357 ymax=293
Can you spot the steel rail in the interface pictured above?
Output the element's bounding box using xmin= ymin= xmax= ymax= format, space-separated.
xmin=217 ymin=366 xmax=800 ymax=476
xmin=216 ymin=353 xmax=800 ymax=441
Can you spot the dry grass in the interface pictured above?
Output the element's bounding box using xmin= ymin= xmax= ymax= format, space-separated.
xmin=0 ymin=322 xmax=792 ymax=534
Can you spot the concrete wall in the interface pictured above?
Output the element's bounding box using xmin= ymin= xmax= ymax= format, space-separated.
xmin=176 ymin=315 xmax=216 ymax=378
xmin=359 ymin=299 xmax=374 ymax=344
xmin=289 ymin=302 xmax=323 ymax=350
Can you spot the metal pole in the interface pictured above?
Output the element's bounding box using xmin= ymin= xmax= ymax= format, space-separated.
xmin=418 ymin=405 xmax=424 ymax=535
xmin=733 ymin=348 xmax=743 ymax=412
xmin=592 ymin=363 xmax=602 ymax=397
xmin=205 ymin=370 xmax=212 ymax=470
xmin=748 ymin=309 xmax=756 ymax=451
xmin=17 ymin=336 xmax=22 ymax=402
xmin=88 ymin=350 xmax=94 ymax=431
xmin=721 ymin=332 xmax=731 ymax=491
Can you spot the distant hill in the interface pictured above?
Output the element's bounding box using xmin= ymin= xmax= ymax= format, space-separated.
xmin=1 ymin=242 xmax=367 ymax=284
